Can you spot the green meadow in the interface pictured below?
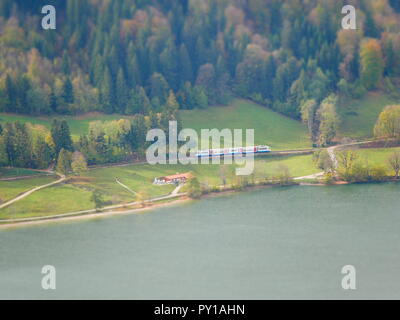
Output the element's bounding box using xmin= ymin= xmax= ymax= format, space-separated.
xmin=0 ymin=176 xmax=57 ymax=203
xmin=181 ymin=99 xmax=311 ymax=151
xmin=352 ymin=147 xmax=400 ymax=175
xmin=338 ymin=92 xmax=396 ymax=139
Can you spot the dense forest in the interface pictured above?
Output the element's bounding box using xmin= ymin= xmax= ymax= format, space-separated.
xmin=1 ymin=0 xmax=400 ymax=170
xmin=1 ymin=0 xmax=400 ymax=116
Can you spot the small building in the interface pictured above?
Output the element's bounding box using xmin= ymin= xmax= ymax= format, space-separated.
xmin=154 ymin=173 xmax=192 ymax=185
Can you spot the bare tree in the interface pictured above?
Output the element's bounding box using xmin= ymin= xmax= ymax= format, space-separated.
xmin=337 ymin=150 xmax=358 ymax=180
xmin=337 ymin=150 xmax=358 ymax=171
xmin=387 ymin=152 xmax=400 ymax=179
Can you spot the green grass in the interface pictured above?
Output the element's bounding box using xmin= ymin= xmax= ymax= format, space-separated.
xmin=338 ymin=92 xmax=396 ymax=139
xmin=181 ymin=99 xmax=311 ymax=151
xmin=0 ymin=168 xmax=45 ymax=178
xmin=85 ymin=164 xmax=176 ymax=199
xmin=0 ymin=154 xmax=319 ymax=219
xmin=0 ymin=164 xmax=176 ymax=219
xmin=351 ymin=147 xmax=400 ymax=175
xmin=260 ymin=154 xmax=318 ymax=178
xmin=0 ymin=112 xmax=134 ymax=138
xmin=0 ymin=176 xmax=57 ymax=203
xmin=0 ymin=184 xmax=95 ymax=219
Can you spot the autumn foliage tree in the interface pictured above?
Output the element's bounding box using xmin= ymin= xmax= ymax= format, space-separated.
xmin=374 ymin=105 xmax=400 ymax=140
xmin=316 ymin=95 xmax=339 ymax=146
xmin=56 ymin=148 xmax=72 ymax=176
xmin=71 ymin=151 xmax=88 ymax=176
xmin=360 ymin=39 xmax=385 ymax=90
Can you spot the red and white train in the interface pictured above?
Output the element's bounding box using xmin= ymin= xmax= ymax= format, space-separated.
xmin=195 ymin=145 xmax=271 ymax=158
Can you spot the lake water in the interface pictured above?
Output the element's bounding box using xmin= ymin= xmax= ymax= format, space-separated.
xmin=0 ymin=183 xmax=399 ymax=299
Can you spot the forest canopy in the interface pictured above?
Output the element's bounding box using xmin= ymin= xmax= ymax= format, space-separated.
xmin=0 ymin=0 xmax=399 ymax=119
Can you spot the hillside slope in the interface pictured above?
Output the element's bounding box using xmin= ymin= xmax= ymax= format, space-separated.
xmin=181 ymin=99 xmax=310 ymax=151
xmin=338 ymin=92 xmax=397 ymax=139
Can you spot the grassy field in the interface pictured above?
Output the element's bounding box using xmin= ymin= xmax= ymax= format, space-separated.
xmin=338 ymin=92 xmax=396 ymax=139
xmin=0 ymin=176 xmax=57 ymax=203
xmin=181 ymin=99 xmax=311 ymax=150
xmin=350 ymin=147 xmax=400 ymax=175
xmin=0 ymin=154 xmax=319 ymax=219
xmin=0 ymin=183 xmax=96 ymax=219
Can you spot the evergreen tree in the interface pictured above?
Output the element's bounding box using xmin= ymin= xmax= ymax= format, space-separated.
xmin=33 ymin=136 xmax=52 ymax=169
xmin=149 ymin=110 xmax=159 ymax=129
xmin=61 ymin=51 xmax=71 ymax=75
xmin=4 ymin=75 xmax=16 ymax=112
xmin=116 ymin=68 xmax=128 ymax=113
xmin=150 ymin=73 xmax=170 ymax=105
xmin=160 ymin=41 xmax=179 ymax=91
xmin=192 ymin=86 xmax=208 ymax=109
xmin=91 ymin=189 xmax=105 ymax=211
xmin=62 ymin=78 xmax=74 ymax=104
xmin=179 ymin=44 xmax=193 ymax=85
xmin=49 ymin=90 xmax=58 ymax=113
xmin=101 ymin=67 xmax=115 ymax=113
xmin=51 ymin=120 xmax=73 ymax=156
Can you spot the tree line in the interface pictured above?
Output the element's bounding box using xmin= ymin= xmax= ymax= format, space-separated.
xmin=314 ymin=148 xmax=400 ymax=183
xmin=0 ymin=97 xmax=180 ymax=173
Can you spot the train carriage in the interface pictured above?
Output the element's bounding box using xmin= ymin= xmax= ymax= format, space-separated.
xmin=195 ymin=145 xmax=271 ymax=158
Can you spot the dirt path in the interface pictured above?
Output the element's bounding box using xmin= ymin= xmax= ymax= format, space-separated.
xmin=171 ymin=184 xmax=184 ymax=196
xmin=0 ymin=173 xmax=66 ymax=210
xmin=327 ymin=145 xmax=339 ymax=169
xmin=294 ymin=172 xmax=325 ymax=180
xmin=295 ymin=140 xmax=379 ymax=180
xmin=115 ymin=178 xmax=137 ymax=196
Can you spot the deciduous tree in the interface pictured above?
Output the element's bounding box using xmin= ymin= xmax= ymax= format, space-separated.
xmin=56 ymin=148 xmax=72 ymax=175
xmin=387 ymin=152 xmax=400 ymax=178
xmin=71 ymin=151 xmax=88 ymax=176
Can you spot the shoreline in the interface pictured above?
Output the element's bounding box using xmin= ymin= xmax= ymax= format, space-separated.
xmin=0 ymin=181 xmax=318 ymax=229
xmin=1 ymin=177 xmax=398 ymax=229
xmin=0 ymin=197 xmax=192 ymax=229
